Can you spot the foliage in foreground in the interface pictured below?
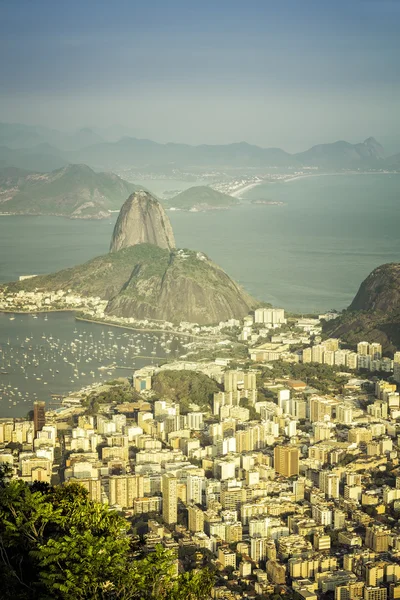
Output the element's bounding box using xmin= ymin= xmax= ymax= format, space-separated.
xmin=0 ymin=476 xmax=214 ymax=600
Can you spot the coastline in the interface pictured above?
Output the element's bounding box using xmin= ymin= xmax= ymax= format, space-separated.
xmin=75 ymin=315 xmax=215 ymax=340
xmin=230 ymin=182 xmax=262 ymax=198
xmin=0 ymin=211 xmax=113 ymax=220
xmin=0 ymin=308 xmax=219 ymax=341
xmin=282 ymin=170 xmax=396 ymax=184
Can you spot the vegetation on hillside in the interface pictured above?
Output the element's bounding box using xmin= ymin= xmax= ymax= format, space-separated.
xmin=152 ymin=370 xmax=220 ymax=413
xmin=323 ymin=309 xmax=400 ymax=354
xmin=5 ymin=243 xmax=257 ymax=325
xmin=258 ymin=361 xmax=350 ymax=394
xmin=0 ymin=474 xmax=214 ymax=600
xmin=0 ymin=164 xmax=140 ymax=218
xmin=164 ymin=186 xmax=239 ymax=210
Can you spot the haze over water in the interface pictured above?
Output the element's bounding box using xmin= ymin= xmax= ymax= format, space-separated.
xmin=1 ymin=174 xmax=399 ymax=313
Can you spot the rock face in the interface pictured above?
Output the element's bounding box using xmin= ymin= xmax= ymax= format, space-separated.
xmin=110 ymin=191 xmax=175 ymax=252
xmin=324 ymin=263 xmax=400 ymax=352
xmin=105 ymin=246 xmax=257 ymax=324
xmin=6 ymin=244 xmax=258 ymax=325
xmin=349 ymin=263 xmax=400 ymax=313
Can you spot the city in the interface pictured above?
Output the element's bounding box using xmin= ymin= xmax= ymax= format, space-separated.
xmin=2 ymin=306 xmax=400 ymax=599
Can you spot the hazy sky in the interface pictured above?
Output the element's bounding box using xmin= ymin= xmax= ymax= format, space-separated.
xmin=0 ymin=0 xmax=399 ymax=152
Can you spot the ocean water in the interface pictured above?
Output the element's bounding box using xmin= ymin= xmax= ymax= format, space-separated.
xmin=1 ymin=173 xmax=399 ymax=417
xmin=170 ymin=173 xmax=400 ymax=312
xmin=0 ymin=312 xmax=183 ymax=418
xmin=1 ymin=174 xmax=399 ymax=313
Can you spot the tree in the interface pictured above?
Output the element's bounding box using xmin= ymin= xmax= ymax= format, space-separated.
xmin=0 ymin=479 xmax=214 ymax=600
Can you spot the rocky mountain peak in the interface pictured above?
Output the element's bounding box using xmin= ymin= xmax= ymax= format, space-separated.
xmin=110 ymin=190 xmax=176 ymax=252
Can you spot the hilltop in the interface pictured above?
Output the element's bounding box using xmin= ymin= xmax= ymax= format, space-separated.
xmin=324 ymin=263 xmax=400 ymax=352
xmin=0 ymin=164 xmax=141 ymax=219
xmin=110 ymin=191 xmax=175 ymax=251
xmin=5 ymin=244 xmax=258 ymax=325
xmin=164 ymin=186 xmax=239 ymax=211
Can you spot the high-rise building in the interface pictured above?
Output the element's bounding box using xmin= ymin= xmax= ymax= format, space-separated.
xmin=309 ymin=396 xmax=334 ymax=423
xmin=337 ymin=404 xmax=353 ymax=425
xmin=33 ymin=401 xmax=46 ymax=435
xmin=250 ymin=535 xmax=269 ymax=562
xmin=323 ymin=338 xmax=340 ymax=352
xmin=274 ymin=445 xmax=299 ymax=477
xmin=365 ymin=525 xmax=390 ymax=553
xmin=187 ymin=474 xmax=203 ymax=505
xmin=302 ymin=347 xmax=312 ymax=363
xmin=162 ymin=473 xmax=178 ymax=525
xmin=188 ymin=504 xmax=204 ymax=533
xmin=312 ymin=345 xmax=325 ymax=363
xmin=224 ymin=370 xmax=241 ymax=392
xmin=334 ymin=510 xmax=346 ymax=530
xmin=75 ymin=478 xmax=102 ymax=503
xmin=243 ymin=372 xmax=257 ymax=390
xmin=364 ymin=587 xmax=387 ymax=600
xmin=254 ymin=308 xmax=286 ymax=325
xmin=319 ymin=471 xmax=340 ymax=499
xmin=357 ymin=342 xmax=370 ymax=356
xmin=294 ymin=399 xmax=307 ymax=420
xmin=369 ymin=343 xmax=382 ymax=360
xmin=109 ymin=475 xmax=144 ymax=508
xmin=187 ymin=412 xmax=204 ymax=431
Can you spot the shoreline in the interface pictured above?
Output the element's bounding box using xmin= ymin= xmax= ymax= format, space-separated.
xmin=0 ymin=309 xmax=220 ymax=341
xmin=236 ymin=170 xmax=398 ymax=194
xmin=230 ymin=182 xmax=262 ymax=198
xmin=75 ymin=315 xmax=218 ymax=340
xmin=0 ymin=212 xmax=114 ymax=221
xmin=282 ymin=170 xmax=397 ymax=184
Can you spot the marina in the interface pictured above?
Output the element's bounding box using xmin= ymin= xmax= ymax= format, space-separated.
xmin=0 ymin=312 xmax=184 ymax=418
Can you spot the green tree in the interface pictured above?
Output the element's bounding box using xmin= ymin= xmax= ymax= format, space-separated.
xmin=0 ymin=479 xmax=214 ymax=600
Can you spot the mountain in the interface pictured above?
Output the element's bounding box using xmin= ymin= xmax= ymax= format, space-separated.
xmin=5 ymin=244 xmax=258 ymax=325
xmin=0 ymin=122 xmax=390 ymax=171
xmin=110 ymin=191 xmax=175 ymax=251
xmin=70 ymin=136 xmax=388 ymax=171
xmin=294 ymin=137 xmax=385 ymax=168
xmin=4 ymin=188 xmax=258 ymax=324
xmin=323 ymin=263 xmax=400 ymax=352
xmin=0 ymin=144 xmax=69 ymax=172
xmin=0 ymin=164 xmax=141 ymax=219
xmin=72 ymin=138 xmax=295 ymax=170
xmin=0 ymin=122 xmax=104 ymax=151
xmin=165 ymin=186 xmax=239 ymax=211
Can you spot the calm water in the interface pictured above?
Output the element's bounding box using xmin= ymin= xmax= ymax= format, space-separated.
xmin=1 ymin=174 xmax=400 ymax=416
xmin=1 ymin=174 xmax=399 ymax=312
xmin=0 ymin=312 xmax=182 ymax=418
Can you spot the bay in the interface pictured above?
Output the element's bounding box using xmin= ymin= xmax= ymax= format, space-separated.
xmin=1 ymin=174 xmax=399 ymax=313
xmin=1 ymin=173 xmax=400 ymax=416
xmin=0 ymin=312 xmax=182 ymax=418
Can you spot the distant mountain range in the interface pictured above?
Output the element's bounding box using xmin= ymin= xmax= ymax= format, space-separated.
xmin=0 ymin=122 xmax=399 ymax=172
xmin=0 ymin=164 xmax=141 ymax=219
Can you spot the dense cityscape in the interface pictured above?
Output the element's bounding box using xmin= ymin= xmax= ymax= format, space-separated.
xmin=2 ymin=305 xmax=400 ymax=599
xmin=1 ymin=1 xmax=399 ymax=598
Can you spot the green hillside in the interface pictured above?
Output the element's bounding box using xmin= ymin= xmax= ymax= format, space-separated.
xmin=164 ymin=185 xmax=239 ymax=210
xmin=0 ymin=164 xmax=142 ymax=218
xmin=5 ymin=243 xmax=258 ymax=325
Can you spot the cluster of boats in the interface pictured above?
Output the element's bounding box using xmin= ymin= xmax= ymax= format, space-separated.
xmin=0 ymin=316 xmax=185 ymax=414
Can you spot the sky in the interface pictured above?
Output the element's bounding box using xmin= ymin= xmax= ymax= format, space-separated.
xmin=0 ymin=0 xmax=399 ymax=152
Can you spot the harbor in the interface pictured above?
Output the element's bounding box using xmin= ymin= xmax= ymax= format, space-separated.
xmin=0 ymin=311 xmax=184 ymax=418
